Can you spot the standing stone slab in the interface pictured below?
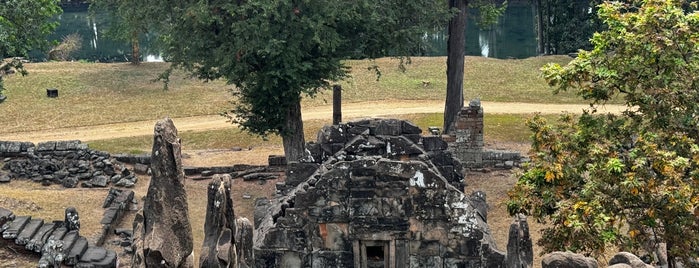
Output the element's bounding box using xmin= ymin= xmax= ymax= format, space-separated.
xmin=200 ymin=175 xmax=237 ymax=268
xmin=132 ymin=118 xmax=194 ymax=268
xmin=235 ymin=217 xmax=254 ymax=268
xmin=506 ymin=214 xmax=533 ymax=268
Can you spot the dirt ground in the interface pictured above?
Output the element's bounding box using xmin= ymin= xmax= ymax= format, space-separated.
xmin=0 ymin=100 xmax=625 ymax=143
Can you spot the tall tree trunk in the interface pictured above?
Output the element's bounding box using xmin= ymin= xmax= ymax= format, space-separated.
xmin=282 ymin=100 xmax=306 ymax=162
xmin=443 ymin=0 xmax=468 ymax=134
xmin=536 ymin=0 xmax=545 ymax=55
xmin=131 ymin=30 xmax=141 ymax=65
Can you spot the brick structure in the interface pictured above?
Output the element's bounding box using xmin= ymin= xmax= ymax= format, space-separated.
xmin=445 ymin=99 xmax=523 ymax=169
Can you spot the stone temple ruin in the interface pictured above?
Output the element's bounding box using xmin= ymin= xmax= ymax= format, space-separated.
xmin=253 ymin=118 xmax=518 ymax=267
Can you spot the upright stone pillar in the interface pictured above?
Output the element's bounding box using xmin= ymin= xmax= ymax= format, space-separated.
xmin=200 ymin=174 xmax=237 ymax=268
xmin=132 ymin=117 xmax=193 ymax=268
xmin=506 ymin=214 xmax=533 ymax=268
xmin=333 ymin=84 xmax=342 ymax=125
xmin=235 ymin=217 xmax=254 ymax=268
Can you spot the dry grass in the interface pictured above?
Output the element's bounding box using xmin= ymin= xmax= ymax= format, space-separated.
xmin=1 ymin=56 xmax=577 ymax=134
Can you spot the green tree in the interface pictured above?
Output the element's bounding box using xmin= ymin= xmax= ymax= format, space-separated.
xmin=443 ymin=0 xmax=506 ymax=134
xmin=508 ymin=0 xmax=699 ymax=265
xmin=89 ymin=0 xmax=152 ymax=65
xmin=0 ymin=0 xmax=62 ymax=96
xmin=150 ymin=0 xmax=451 ymax=161
xmin=533 ymin=0 xmax=603 ymax=55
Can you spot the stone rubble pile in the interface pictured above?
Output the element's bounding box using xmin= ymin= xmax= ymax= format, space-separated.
xmin=278 ymin=118 xmax=465 ymax=194
xmin=0 ymin=207 xmax=118 ymax=267
xmin=0 ymin=140 xmax=136 ymax=188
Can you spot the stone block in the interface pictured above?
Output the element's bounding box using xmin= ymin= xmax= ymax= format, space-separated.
xmin=311 ymin=250 xmax=353 ymax=268
xmin=401 ymin=120 xmax=423 ymax=134
xmin=286 ymin=162 xmax=319 ymax=187
xmin=0 ymin=174 xmax=10 ymax=183
xmin=133 ymin=163 xmax=149 ymax=174
xmin=55 ymin=140 xmax=81 ymax=151
xmin=506 ymin=214 xmax=533 ymax=268
xmin=384 ymin=136 xmax=424 ymax=157
xmin=305 ymin=142 xmax=322 ymax=163
xmin=15 ymin=218 xmax=43 ymax=245
xmin=36 ymin=141 xmax=56 ymax=152
xmin=3 ymin=215 xmax=30 ymax=239
xmin=64 ymin=236 xmax=88 ymax=265
xmin=90 ymin=175 xmax=109 ymax=187
xmin=373 ymin=119 xmax=402 ymax=136
xmin=317 ymin=124 xmax=347 ymax=145
xmin=422 ymin=136 xmax=448 ymax=151
xmin=0 ymin=208 xmax=14 ymax=228
xmin=541 ymin=251 xmax=598 ymax=268
xmin=268 ymin=155 xmax=287 ymax=166
xmin=0 ymin=141 xmax=23 ymax=155
xmin=404 ymin=134 xmax=422 ymax=144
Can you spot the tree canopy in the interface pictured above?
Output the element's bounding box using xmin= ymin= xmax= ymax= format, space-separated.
xmin=0 ymin=0 xmax=62 ymax=94
xmin=149 ymin=0 xmax=451 ymax=161
xmin=88 ymin=0 xmax=152 ymax=64
xmin=508 ymin=0 xmax=699 ymax=265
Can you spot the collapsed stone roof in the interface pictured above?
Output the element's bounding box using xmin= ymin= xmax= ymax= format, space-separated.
xmin=254 ymin=119 xmax=505 ymax=267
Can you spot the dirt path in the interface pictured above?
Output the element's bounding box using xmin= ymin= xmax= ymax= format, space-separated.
xmin=0 ymin=100 xmax=626 ymax=143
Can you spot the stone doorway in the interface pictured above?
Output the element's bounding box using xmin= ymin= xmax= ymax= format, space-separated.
xmin=361 ymin=241 xmax=389 ymax=268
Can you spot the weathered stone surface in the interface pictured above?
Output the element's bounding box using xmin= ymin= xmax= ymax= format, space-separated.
xmin=3 ymin=215 xmax=30 ymax=239
xmin=422 ymin=136 xmax=448 ymax=151
xmin=506 ymin=214 xmax=533 ymax=268
xmin=89 ymin=175 xmax=109 ymax=187
xmin=285 ymin=162 xmax=319 ymax=188
xmin=15 ymin=218 xmax=43 ymax=245
xmin=0 ymin=173 xmax=10 ymax=183
xmin=133 ymin=163 xmax=150 ymax=174
xmin=200 ymin=175 xmax=237 ymax=268
xmin=38 ymin=236 xmax=65 ymax=268
xmin=542 ymin=251 xmax=598 ymax=268
xmin=401 ymin=120 xmax=422 ymax=135
xmin=132 ymin=117 xmax=194 ymax=268
xmin=64 ymin=207 xmax=80 ymax=231
xmin=236 ymin=217 xmax=253 ymax=268
xmin=608 ymin=252 xmax=653 ymax=268
xmin=0 ymin=207 xmax=14 ymax=226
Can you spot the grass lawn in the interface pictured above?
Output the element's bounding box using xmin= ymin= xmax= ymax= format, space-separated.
xmin=0 ymin=56 xmax=577 ymax=134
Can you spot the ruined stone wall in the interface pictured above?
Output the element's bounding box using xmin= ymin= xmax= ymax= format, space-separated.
xmin=0 ymin=140 xmax=136 ymax=188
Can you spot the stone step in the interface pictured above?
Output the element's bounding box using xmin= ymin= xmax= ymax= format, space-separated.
xmin=2 ymin=215 xmax=30 ymax=239
xmin=65 ymin=236 xmax=88 ymax=265
xmin=27 ymin=221 xmax=58 ymax=252
xmin=0 ymin=207 xmax=119 ymax=267
xmin=16 ymin=218 xmax=43 ymax=245
xmin=61 ymin=230 xmax=80 ymax=254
